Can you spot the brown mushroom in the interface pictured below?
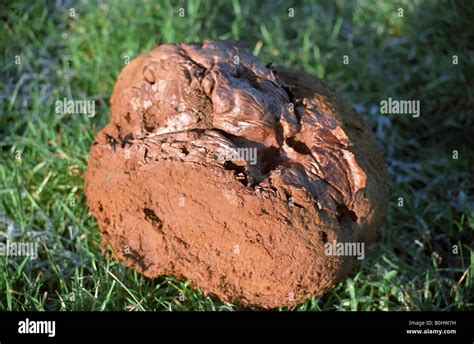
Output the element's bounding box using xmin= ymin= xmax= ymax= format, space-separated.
xmin=84 ymin=39 xmax=388 ymax=308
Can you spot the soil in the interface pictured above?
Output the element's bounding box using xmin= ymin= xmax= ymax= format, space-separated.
xmin=84 ymin=39 xmax=389 ymax=308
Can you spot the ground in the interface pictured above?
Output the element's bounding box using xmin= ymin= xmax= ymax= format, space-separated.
xmin=0 ymin=0 xmax=473 ymax=311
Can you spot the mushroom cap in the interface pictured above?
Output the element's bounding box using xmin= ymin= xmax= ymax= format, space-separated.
xmin=84 ymin=40 xmax=388 ymax=308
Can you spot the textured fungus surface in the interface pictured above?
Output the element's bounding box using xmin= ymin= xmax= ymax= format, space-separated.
xmin=84 ymin=39 xmax=389 ymax=308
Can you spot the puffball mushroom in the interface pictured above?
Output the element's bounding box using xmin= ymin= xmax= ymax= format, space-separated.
xmin=84 ymin=39 xmax=388 ymax=308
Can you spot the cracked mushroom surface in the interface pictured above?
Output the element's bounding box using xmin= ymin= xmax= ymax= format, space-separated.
xmin=84 ymin=39 xmax=388 ymax=308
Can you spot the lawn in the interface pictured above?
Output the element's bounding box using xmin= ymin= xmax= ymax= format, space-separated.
xmin=0 ymin=0 xmax=473 ymax=311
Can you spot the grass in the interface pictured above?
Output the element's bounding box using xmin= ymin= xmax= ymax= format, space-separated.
xmin=0 ymin=0 xmax=473 ymax=311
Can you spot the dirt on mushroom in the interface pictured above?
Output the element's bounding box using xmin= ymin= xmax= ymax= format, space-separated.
xmin=84 ymin=39 xmax=389 ymax=309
